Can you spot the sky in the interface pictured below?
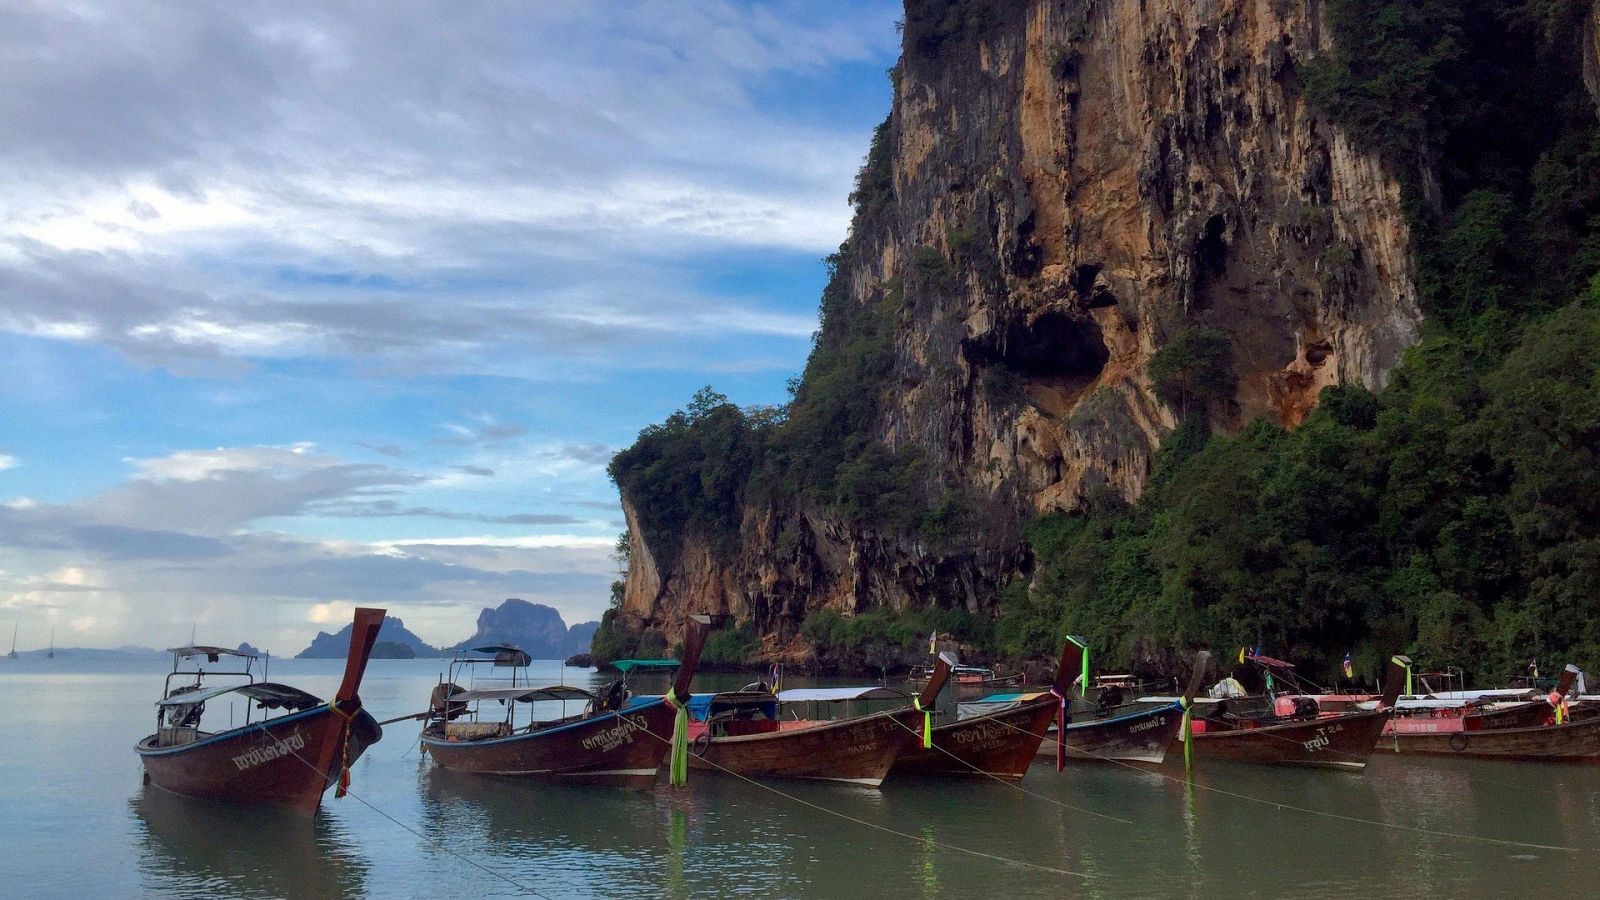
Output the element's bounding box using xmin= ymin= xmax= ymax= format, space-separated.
xmin=0 ymin=0 xmax=902 ymax=653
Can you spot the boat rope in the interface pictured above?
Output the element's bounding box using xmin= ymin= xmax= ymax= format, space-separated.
xmin=271 ymin=731 xmax=553 ymax=899
xmin=326 ymin=701 xmax=358 ymax=798
xmin=628 ymin=719 xmax=1091 ymax=881
xmin=976 ymin=714 xmax=1588 ymax=854
xmin=882 ymin=713 xmax=1132 ymax=824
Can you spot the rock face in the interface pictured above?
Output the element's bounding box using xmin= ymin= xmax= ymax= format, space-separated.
xmin=615 ymin=0 xmax=1425 ymax=657
xmin=1587 ymin=0 xmax=1600 ymax=111
xmin=297 ymin=616 xmax=438 ymax=659
xmin=448 ymin=599 xmax=598 ymax=660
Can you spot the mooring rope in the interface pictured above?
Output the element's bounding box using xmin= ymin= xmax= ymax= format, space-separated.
xmin=271 ymin=727 xmax=553 ymax=898
xmin=630 ymin=719 xmax=1092 ymax=881
xmin=978 ymin=711 xmax=1588 ymax=854
xmin=881 ymin=712 xmax=1132 ymax=824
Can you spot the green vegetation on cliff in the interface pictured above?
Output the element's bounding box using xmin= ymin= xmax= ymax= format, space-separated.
xmin=1003 ymin=0 xmax=1600 ymax=684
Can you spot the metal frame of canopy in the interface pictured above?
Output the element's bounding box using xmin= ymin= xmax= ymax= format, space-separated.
xmin=440 ymin=646 xmax=601 ymax=734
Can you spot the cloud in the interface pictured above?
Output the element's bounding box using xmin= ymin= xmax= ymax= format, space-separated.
xmin=451 ymin=465 xmax=495 ymax=477
xmin=311 ymin=499 xmax=584 ymax=526
xmin=0 ymin=454 xmax=15 ymax=470
xmin=430 ymin=418 xmax=528 ymax=447
xmin=0 ymin=1 xmax=896 ymax=372
xmin=559 ymin=444 xmax=614 ymax=466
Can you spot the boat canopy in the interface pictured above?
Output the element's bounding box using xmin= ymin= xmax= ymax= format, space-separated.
xmin=1245 ymin=653 xmax=1295 ymax=669
xmin=467 ymin=645 xmax=533 ymax=667
xmin=961 ymin=691 xmax=1048 ymax=705
xmin=1413 ymin=689 xmax=1533 ymax=701
xmin=776 ymin=686 xmax=911 ymax=703
xmin=686 ymin=691 xmax=779 ymax=721
xmin=165 ymin=645 xmax=258 ymax=661
xmin=611 ymin=659 xmax=680 ymax=674
xmin=451 ymin=685 xmax=594 ymax=704
xmin=157 ymin=681 xmax=322 ymax=710
xmin=1137 ymin=695 xmax=1221 ymax=705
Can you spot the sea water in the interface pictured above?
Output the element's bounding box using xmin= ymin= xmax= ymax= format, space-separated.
xmin=2 ymin=654 xmax=1597 ymax=898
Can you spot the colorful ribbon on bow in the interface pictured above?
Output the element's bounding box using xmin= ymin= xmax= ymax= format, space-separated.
xmin=327 ymin=701 xmax=358 ymax=798
xmin=663 ymin=692 xmax=690 ymax=787
xmin=913 ymin=697 xmax=932 ymax=749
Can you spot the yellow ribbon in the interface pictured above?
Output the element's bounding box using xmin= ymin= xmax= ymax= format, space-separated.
xmin=662 ymin=692 xmax=690 ymax=787
xmin=913 ymin=698 xmax=932 ymax=749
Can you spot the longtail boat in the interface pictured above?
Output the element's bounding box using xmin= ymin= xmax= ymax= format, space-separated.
xmin=419 ymin=615 xmax=711 ymax=790
xmin=135 ymin=607 xmax=386 ymax=814
xmin=1179 ymin=653 xmax=1407 ymax=770
xmin=1378 ymin=664 xmax=1600 ymax=760
xmin=893 ymin=647 xmax=1076 ymax=780
xmin=1044 ymin=648 xmax=1209 ymax=765
xmin=683 ymin=654 xmax=955 ymax=786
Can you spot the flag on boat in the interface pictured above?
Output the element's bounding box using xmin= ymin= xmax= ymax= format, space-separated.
xmin=769 ymin=662 xmax=781 ymax=694
xmin=1342 ymin=652 xmax=1354 ymax=680
xmin=929 ymin=631 xmax=938 ymax=655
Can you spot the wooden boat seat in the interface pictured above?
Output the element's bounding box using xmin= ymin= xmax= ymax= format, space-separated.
xmin=445 ymin=721 xmax=512 ymax=741
xmin=157 ymin=726 xmax=200 ymax=747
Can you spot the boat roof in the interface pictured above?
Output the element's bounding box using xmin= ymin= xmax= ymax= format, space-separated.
xmin=452 ymin=685 xmax=594 ymax=703
xmin=1138 ymin=695 xmax=1221 ymax=705
xmin=165 ymin=645 xmax=258 ymax=660
xmin=1245 ymin=653 xmax=1295 ymax=669
xmin=685 ymin=691 xmax=779 ymax=720
xmin=612 ymin=658 xmax=680 ymax=673
xmin=461 ymin=645 xmax=533 ymax=667
xmin=951 ymin=666 xmax=994 ymax=675
xmin=963 ymin=691 xmax=1049 ymax=704
xmin=1404 ymin=689 xmax=1534 ymax=702
xmin=777 ymin=686 xmax=912 ymax=703
xmin=157 ymin=681 xmax=321 ymax=710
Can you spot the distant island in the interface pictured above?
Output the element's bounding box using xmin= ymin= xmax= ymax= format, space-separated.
xmin=294 ymin=599 xmax=599 ymax=660
xmin=296 ymin=615 xmax=438 ymax=658
xmin=446 ymin=599 xmax=598 ymax=660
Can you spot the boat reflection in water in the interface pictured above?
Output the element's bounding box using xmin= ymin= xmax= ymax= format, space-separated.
xmin=130 ymin=786 xmax=369 ymax=898
xmin=418 ymin=765 xmax=689 ymax=891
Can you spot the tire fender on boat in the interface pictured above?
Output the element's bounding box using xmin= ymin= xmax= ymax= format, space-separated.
xmin=1448 ymin=733 xmax=1468 ymax=752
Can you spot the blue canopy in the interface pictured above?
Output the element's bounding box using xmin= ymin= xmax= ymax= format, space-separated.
xmin=611 ymin=659 xmax=680 ymax=674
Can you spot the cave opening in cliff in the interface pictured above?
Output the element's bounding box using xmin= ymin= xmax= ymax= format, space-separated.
xmin=1196 ymin=214 xmax=1229 ymax=282
xmin=1002 ymin=310 xmax=1108 ymax=382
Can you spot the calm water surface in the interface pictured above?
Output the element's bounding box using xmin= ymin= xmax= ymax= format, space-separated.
xmin=3 ymin=654 xmax=1598 ymax=898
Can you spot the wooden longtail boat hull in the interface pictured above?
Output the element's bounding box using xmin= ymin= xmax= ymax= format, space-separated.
xmin=1046 ymin=704 xmax=1185 ymax=765
xmin=421 ymin=698 xmax=678 ymax=790
xmin=894 ymin=698 xmax=1056 ymax=780
xmin=1378 ymin=716 xmax=1600 ymax=759
xmin=691 ymin=709 xmax=922 ymax=786
xmin=137 ymin=705 xmax=381 ymax=814
xmin=1192 ymin=708 xmax=1393 ymax=769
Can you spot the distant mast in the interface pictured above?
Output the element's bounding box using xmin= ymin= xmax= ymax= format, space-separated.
xmin=6 ymin=623 xmax=16 ymax=659
xmin=47 ymin=629 xmax=54 ymax=660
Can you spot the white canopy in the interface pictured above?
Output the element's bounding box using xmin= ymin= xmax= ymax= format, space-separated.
xmin=452 ymin=685 xmax=594 ymax=704
xmin=777 ymin=686 xmax=911 ymax=703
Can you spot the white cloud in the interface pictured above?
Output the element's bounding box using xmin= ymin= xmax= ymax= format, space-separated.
xmin=0 ymin=454 xmax=15 ymax=471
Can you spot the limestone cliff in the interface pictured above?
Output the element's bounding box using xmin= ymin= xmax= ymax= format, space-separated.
xmin=1587 ymin=0 xmax=1600 ymax=111
xmin=613 ymin=0 xmax=1427 ymax=661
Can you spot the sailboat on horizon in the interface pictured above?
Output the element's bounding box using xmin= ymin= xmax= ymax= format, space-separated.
xmin=7 ymin=623 xmax=16 ymax=660
xmin=47 ymin=629 xmax=54 ymax=660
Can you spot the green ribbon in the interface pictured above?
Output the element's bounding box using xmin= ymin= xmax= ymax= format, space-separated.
xmin=1068 ymin=635 xmax=1089 ymax=697
xmin=1180 ymin=697 xmax=1193 ymax=772
xmin=913 ymin=698 xmax=932 ymax=748
xmin=1392 ymin=655 xmax=1412 ymax=697
xmin=664 ymin=692 xmax=689 ymax=787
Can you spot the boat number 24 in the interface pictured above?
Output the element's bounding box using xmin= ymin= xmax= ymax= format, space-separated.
xmin=1302 ymin=722 xmax=1344 ymax=752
